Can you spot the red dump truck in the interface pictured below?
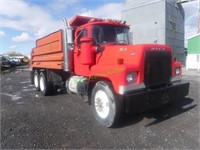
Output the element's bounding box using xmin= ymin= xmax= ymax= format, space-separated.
xmin=30 ymin=16 xmax=189 ymax=127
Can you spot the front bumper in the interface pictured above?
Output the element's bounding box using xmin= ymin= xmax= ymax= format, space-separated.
xmin=124 ymin=81 xmax=190 ymax=113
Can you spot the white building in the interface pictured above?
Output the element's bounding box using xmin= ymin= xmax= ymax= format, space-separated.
xmin=186 ymin=34 xmax=200 ymax=70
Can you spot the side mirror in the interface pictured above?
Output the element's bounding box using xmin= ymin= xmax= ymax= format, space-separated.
xmin=129 ymin=32 xmax=133 ymax=44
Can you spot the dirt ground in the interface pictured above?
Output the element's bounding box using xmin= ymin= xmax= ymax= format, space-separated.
xmin=1 ymin=67 xmax=199 ymax=149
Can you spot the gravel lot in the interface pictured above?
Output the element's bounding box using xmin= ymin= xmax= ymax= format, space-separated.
xmin=1 ymin=66 xmax=200 ymax=149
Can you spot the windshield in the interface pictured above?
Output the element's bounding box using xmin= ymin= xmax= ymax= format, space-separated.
xmin=92 ymin=25 xmax=130 ymax=45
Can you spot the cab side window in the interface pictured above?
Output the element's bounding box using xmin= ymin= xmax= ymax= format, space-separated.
xmin=77 ymin=29 xmax=88 ymax=44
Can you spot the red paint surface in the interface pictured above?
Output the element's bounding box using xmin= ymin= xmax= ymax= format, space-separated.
xmin=30 ymin=16 xmax=182 ymax=94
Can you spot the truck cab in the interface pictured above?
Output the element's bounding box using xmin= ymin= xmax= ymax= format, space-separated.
xmin=30 ymin=16 xmax=189 ymax=127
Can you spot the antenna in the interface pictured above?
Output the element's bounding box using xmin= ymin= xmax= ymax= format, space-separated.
xmin=154 ymin=21 xmax=158 ymax=44
xmin=198 ymin=0 xmax=200 ymax=33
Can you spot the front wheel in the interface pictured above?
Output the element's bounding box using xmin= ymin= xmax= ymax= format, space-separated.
xmin=91 ymin=81 xmax=123 ymax=127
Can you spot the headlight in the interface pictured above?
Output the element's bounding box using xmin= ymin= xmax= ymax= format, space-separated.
xmin=175 ymin=68 xmax=180 ymax=76
xmin=126 ymin=72 xmax=137 ymax=83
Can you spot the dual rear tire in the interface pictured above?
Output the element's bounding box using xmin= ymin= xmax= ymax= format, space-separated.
xmin=33 ymin=70 xmax=52 ymax=96
xmin=34 ymin=71 xmax=40 ymax=91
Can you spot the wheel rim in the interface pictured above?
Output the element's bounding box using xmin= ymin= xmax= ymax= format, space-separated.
xmin=40 ymin=75 xmax=45 ymax=92
xmin=94 ymin=90 xmax=110 ymax=119
xmin=34 ymin=74 xmax=38 ymax=88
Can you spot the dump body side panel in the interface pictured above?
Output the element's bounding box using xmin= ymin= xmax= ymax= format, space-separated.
xmin=31 ymin=30 xmax=64 ymax=70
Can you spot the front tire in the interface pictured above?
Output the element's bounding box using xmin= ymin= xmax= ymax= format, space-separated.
xmin=91 ymin=81 xmax=123 ymax=127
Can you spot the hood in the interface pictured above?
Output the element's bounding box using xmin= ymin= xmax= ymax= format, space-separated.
xmin=96 ymin=44 xmax=171 ymax=67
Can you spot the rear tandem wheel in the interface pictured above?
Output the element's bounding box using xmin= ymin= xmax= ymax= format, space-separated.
xmin=34 ymin=70 xmax=40 ymax=91
xmin=39 ymin=72 xmax=52 ymax=96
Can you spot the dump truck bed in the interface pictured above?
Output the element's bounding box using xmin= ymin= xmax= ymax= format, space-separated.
xmin=31 ymin=30 xmax=64 ymax=70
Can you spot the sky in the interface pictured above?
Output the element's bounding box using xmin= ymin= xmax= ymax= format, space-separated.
xmin=0 ymin=0 xmax=199 ymax=57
